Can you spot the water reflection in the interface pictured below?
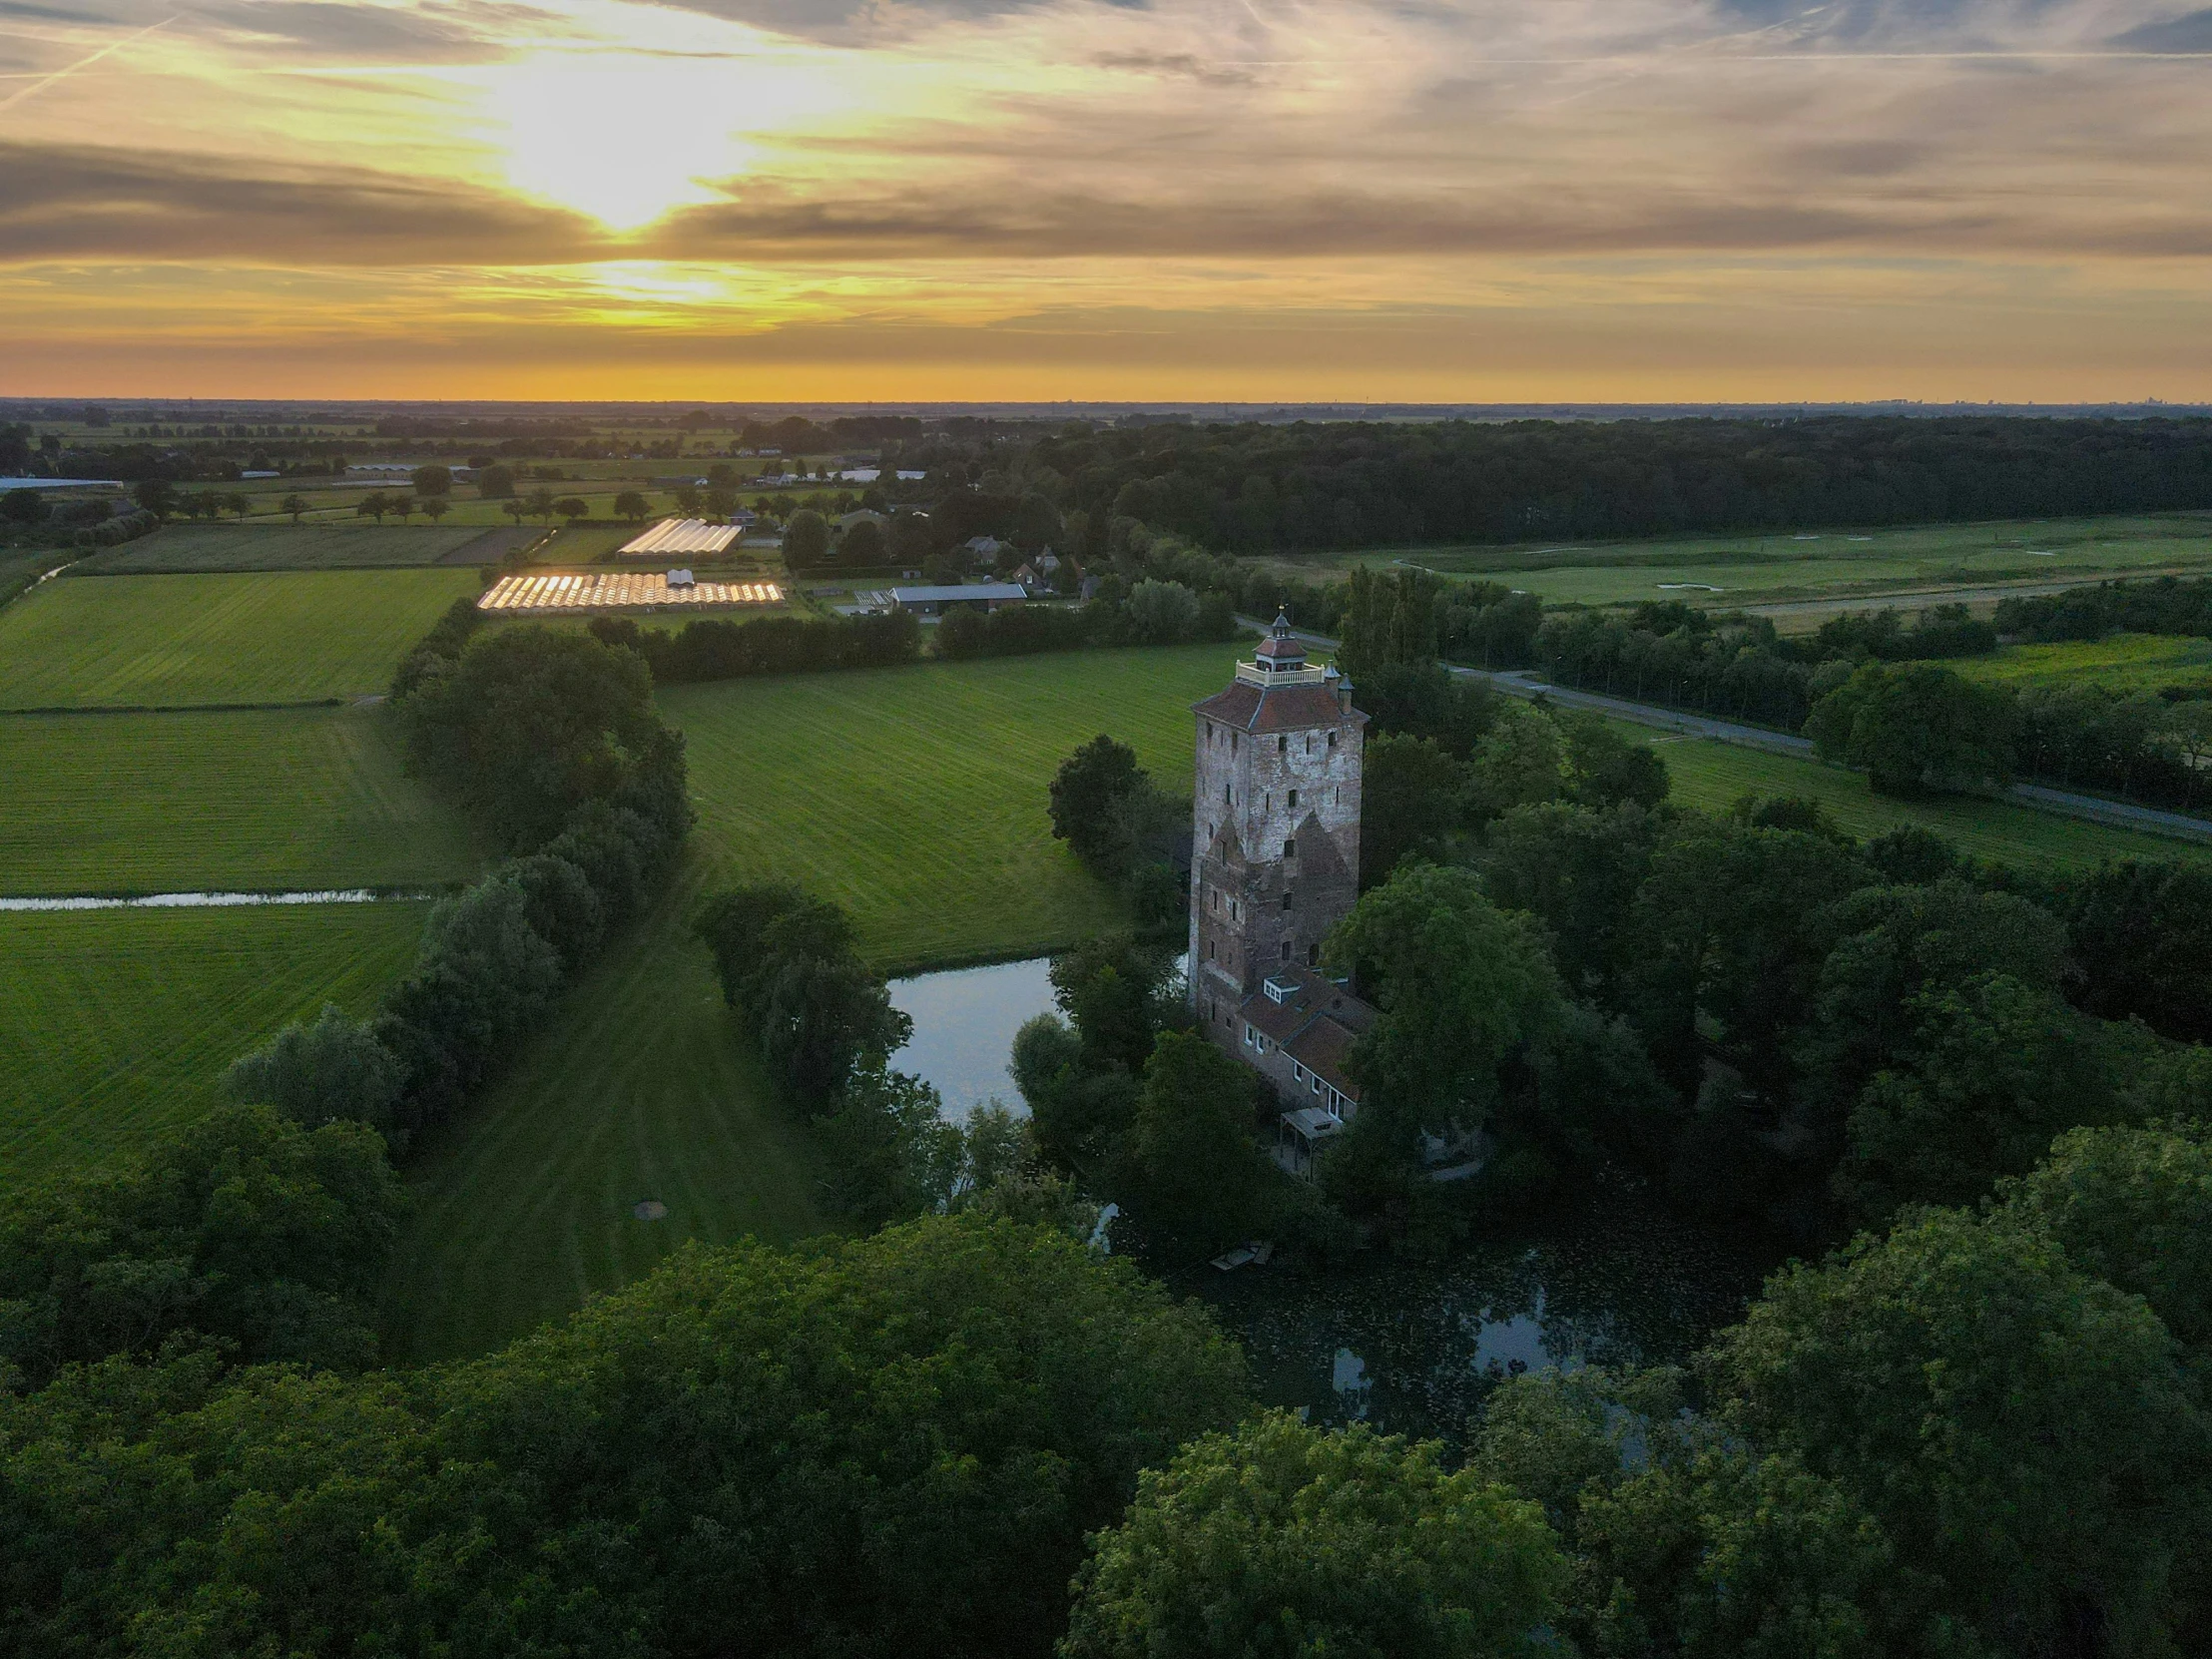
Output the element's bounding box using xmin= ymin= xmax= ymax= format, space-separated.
xmin=885 ymin=956 xmax=1056 ymax=1122
xmin=1184 ymin=1168 xmax=1779 ymax=1443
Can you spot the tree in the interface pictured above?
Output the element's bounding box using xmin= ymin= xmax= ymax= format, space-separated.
xmin=1125 ymin=578 xmax=1201 ymax=644
xmin=503 ymin=495 xmax=527 ymax=525
xmin=1479 ymin=802 xmax=1659 ymax=1000
xmin=226 ymin=1004 xmax=403 ymax=1132
xmin=0 ymin=1103 xmax=405 ymax=1389
xmin=1326 ymin=864 xmax=1564 ymax=1152
xmin=1047 ymin=735 xmax=1150 ymax=869
xmin=2063 ymin=858 xmax=2212 ymax=1042
xmin=1805 ymin=662 xmax=2015 ymax=797
xmin=420 ymin=496 xmax=448 ymax=523
xmin=840 ymin=517 xmax=885 ymax=567
xmin=1127 ymin=1031 xmax=1278 ymax=1252
xmin=1469 ymin=700 xmax=1565 ymax=820
xmin=133 ymin=477 xmax=174 ymax=518
xmin=475 ymin=463 xmax=516 ymax=499
xmin=783 ymin=507 xmax=830 ymax=568
xmin=1705 ymin=1207 xmax=2205 ymax=1653
xmin=1835 ymin=970 xmax=2117 ymax=1224
xmin=614 ymin=489 xmax=650 ymax=524
xmin=1559 ymin=711 xmax=1668 ymax=810
xmin=410 ymin=464 xmax=452 ymax=497
xmin=390 ymin=494 xmax=416 ymax=522
xmin=525 ymin=487 xmax=556 ymax=523
xmin=1065 ymin=1413 xmax=1568 ymax=1659
xmin=2003 ymin=1119 xmax=2212 ymax=1356
xmin=279 ymin=492 xmax=307 ymax=524
xmin=554 ymin=495 xmax=590 ymax=526
xmin=225 ymin=492 xmax=251 ymax=520
xmin=674 ymin=483 xmax=702 ymax=516
xmin=356 ymin=490 xmax=390 ymax=523
xmin=0 ymin=487 xmax=44 ymax=525
xmin=1360 ymin=733 xmax=1471 ymax=888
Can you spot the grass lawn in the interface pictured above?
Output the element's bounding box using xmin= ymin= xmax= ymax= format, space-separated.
xmin=1956 ymin=633 xmax=2212 ymax=695
xmin=0 ymin=706 xmax=482 ymax=896
xmin=1260 ymin=512 xmax=2212 ymax=610
xmin=1640 ymin=729 xmax=2212 ymax=867
xmin=380 ymin=642 xmax=1246 ymax=1361
xmin=0 ymin=902 xmax=430 ymax=1194
xmin=666 ymin=641 xmax=1248 ymax=971
xmin=0 ymin=568 xmax=480 ymax=709
xmin=73 ymin=523 xmax=493 ymax=573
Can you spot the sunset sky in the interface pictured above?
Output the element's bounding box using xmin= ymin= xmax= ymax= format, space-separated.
xmin=3 ymin=0 xmax=2210 ymax=400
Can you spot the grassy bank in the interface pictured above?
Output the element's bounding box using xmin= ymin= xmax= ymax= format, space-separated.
xmin=0 ymin=706 xmax=482 ymax=895
xmin=0 ymin=902 xmax=430 ymax=1194
xmin=0 ymin=567 xmax=480 ymax=709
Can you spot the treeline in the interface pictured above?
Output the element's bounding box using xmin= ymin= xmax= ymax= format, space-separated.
xmin=226 ymin=605 xmax=691 ymax=1153
xmin=1997 ymin=570 xmax=2212 ymax=644
xmin=1017 ymin=415 xmax=2212 ymax=552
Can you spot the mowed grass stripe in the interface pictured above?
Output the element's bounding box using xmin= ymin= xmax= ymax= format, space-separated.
xmin=1636 ymin=727 xmax=2212 ymax=867
xmin=0 ymin=903 xmax=430 ymax=1193
xmin=665 ymin=642 xmax=1245 ymax=970
xmin=379 ymin=868 xmax=827 ymax=1364
xmin=0 ymin=568 xmax=480 ymax=709
xmin=0 ymin=706 xmax=483 ymax=895
xmin=383 ymin=644 xmax=1244 ymax=1361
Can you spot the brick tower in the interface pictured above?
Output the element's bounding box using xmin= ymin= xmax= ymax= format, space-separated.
xmin=1188 ymin=615 xmax=1369 ymax=1086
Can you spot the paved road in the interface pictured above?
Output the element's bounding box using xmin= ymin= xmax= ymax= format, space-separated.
xmin=1241 ymin=616 xmax=2212 ymax=845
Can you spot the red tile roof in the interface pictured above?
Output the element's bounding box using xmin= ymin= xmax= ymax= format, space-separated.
xmin=1191 ymin=682 xmax=1368 ymax=734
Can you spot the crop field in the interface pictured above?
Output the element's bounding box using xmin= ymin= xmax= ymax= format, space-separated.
xmin=1955 ymin=633 xmax=2212 ymax=695
xmin=0 ymin=901 xmax=431 ymax=1194
xmin=1636 ymin=728 xmax=2212 ymax=868
xmin=0 ymin=567 xmax=479 ymax=709
xmin=1266 ymin=512 xmax=2212 ymax=613
xmin=74 ymin=523 xmax=497 ymax=573
xmin=0 ymin=706 xmax=482 ymax=896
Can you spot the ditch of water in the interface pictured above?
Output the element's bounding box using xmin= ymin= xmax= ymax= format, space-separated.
xmin=885 ymin=954 xmax=1781 ymax=1439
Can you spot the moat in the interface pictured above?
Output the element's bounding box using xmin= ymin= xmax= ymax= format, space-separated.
xmin=887 ymin=956 xmax=1785 ymax=1440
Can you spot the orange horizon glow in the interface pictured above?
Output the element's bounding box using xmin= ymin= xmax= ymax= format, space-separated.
xmin=4 ymin=0 xmax=2211 ymax=401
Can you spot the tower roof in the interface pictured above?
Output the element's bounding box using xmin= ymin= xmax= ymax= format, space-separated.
xmin=1256 ymin=613 xmax=1306 ymax=662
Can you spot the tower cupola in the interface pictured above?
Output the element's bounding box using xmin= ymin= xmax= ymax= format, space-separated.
xmin=1237 ymin=611 xmax=1328 ymax=688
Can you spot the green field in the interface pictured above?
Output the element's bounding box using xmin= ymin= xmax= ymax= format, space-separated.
xmin=1956 ymin=633 xmax=2212 ymax=694
xmin=380 ymin=643 xmax=1245 ymax=1360
xmin=0 ymin=568 xmax=480 ymax=709
xmin=668 ymin=642 xmax=1245 ymax=970
xmin=72 ymin=523 xmax=502 ymax=574
xmin=1266 ymin=512 xmax=2212 ymax=612
xmin=0 ymin=706 xmax=481 ymax=896
xmin=1639 ymin=729 xmax=2212 ymax=867
xmin=0 ymin=902 xmax=430 ymax=1193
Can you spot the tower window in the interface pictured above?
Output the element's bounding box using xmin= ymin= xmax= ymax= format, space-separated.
xmin=1232 ymin=732 xmax=1239 ymax=752
xmin=1282 ymin=889 xmax=1293 ymax=911
xmin=1328 ymin=731 xmax=1338 ymax=749
xmin=1278 ymin=736 xmax=1288 ymax=754
xmin=1307 ymin=942 xmax=1321 ymax=965
xmin=1288 ymin=789 xmax=1299 ymax=809
xmin=1224 ymin=782 xmax=1232 ymax=804
xmin=1284 ymin=837 xmax=1297 ymax=857
xmin=1281 ymin=939 xmax=1293 ymax=962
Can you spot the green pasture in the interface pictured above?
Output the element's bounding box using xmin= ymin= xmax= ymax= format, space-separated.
xmin=1268 ymin=512 xmax=2212 ymax=611
xmin=0 ymin=567 xmax=479 ymax=709
xmin=668 ymin=642 xmax=1245 ymax=970
xmin=381 ymin=643 xmax=1244 ymax=1360
xmin=0 ymin=902 xmax=430 ymax=1194
xmin=0 ymin=706 xmax=481 ymax=896
xmin=1637 ymin=729 xmax=2212 ymax=867
xmin=1956 ymin=633 xmax=2212 ymax=694
xmin=73 ymin=523 xmax=497 ymax=573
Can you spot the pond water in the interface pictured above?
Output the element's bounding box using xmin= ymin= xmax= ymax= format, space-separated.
xmin=887 ymin=953 xmax=1782 ymax=1440
xmin=886 ymin=956 xmax=1057 ymax=1121
xmin=1178 ymin=1168 xmax=1781 ymax=1443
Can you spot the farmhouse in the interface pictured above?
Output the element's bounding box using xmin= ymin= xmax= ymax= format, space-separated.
xmin=1188 ymin=615 xmax=1375 ymax=1173
xmin=618 ymin=517 xmax=743 ymax=557
xmin=477 ymin=570 xmax=780 ymax=614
